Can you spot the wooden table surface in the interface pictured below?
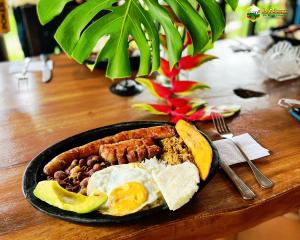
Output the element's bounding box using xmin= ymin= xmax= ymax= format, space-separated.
xmin=0 ymin=38 xmax=300 ymax=240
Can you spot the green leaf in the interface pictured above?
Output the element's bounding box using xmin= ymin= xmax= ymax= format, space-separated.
xmin=143 ymin=0 xmax=183 ymax=68
xmin=37 ymin=0 xmax=72 ymax=25
xmin=197 ymin=0 xmax=225 ymax=42
xmin=37 ymin=0 xmax=238 ymax=79
xmin=71 ymin=0 xmax=160 ymax=79
xmin=226 ymin=0 xmax=239 ymax=10
xmin=55 ymin=0 xmax=117 ymax=56
xmin=164 ymin=0 xmax=209 ymax=54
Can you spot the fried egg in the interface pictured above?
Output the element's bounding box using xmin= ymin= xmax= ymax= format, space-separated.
xmin=87 ymin=163 xmax=161 ymax=216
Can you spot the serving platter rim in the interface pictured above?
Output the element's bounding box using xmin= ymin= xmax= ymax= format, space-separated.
xmin=22 ymin=121 xmax=220 ymax=224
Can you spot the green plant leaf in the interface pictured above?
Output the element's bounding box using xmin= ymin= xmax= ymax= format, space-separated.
xmin=71 ymin=0 xmax=160 ymax=78
xmin=164 ymin=0 xmax=209 ymax=54
xmin=37 ymin=0 xmax=73 ymax=25
xmin=55 ymin=0 xmax=117 ymax=56
xmin=37 ymin=0 xmax=238 ymax=79
xmin=143 ymin=0 xmax=183 ymax=68
xmin=226 ymin=0 xmax=239 ymax=10
xmin=197 ymin=0 xmax=225 ymax=42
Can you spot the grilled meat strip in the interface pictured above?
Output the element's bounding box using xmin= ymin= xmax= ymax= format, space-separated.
xmin=100 ymin=138 xmax=161 ymax=164
xmin=43 ymin=126 xmax=175 ymax=175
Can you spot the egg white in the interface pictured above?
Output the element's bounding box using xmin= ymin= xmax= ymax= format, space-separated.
xmin=87 ymin=163 xmax=161 ymax=215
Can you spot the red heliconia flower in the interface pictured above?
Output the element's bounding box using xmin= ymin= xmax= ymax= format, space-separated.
xmin=172 ymin=80 xmax=209 ymax=95
xmin=152 ymin=82 xmax=172 ymax=99
xmin=150 ymin=104 xmax=171 ymax=114
xmin=160 ymin=54 xmax=216 ymax=79
xmin=187 ymin=109 xmax=206 ymax=121
xmin=132 ymin=103 xmax=171 ymax=115
xmin=136 ymin=78 xmax=172 ymax=99
xmin=167 ymin=98 xmax=191 ymax=108
xmin=133 ymin=103 xmax=241 ymax=123
xmin=179 ymin=54 xmax=216 ymax=70
xmin=160 ymin=58 xmax=180 ymax=79
xmin=133 ymin=46 xmax=240 ymax=123
xmin=173 ymin=105 xmax=192 ymax=115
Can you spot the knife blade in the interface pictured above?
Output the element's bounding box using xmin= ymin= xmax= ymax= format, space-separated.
xmin=219 ymin=159 xmax=256 ymax=200
xmin=40 ymin=54 xmax=52 ymax=83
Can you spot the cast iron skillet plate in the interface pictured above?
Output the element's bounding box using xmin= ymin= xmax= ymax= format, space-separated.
xmin=22 ymin=121 xmax=220 ymax=224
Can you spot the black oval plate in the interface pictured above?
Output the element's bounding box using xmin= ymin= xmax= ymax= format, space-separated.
xmin=22 ymin=121 xmax=219 ymax=224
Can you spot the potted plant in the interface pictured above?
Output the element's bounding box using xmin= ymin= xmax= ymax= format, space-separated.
xmin=37 ymin=0 xmax=240 ymax=114
xmin=37 ymin=0 xmax=238 ymax=77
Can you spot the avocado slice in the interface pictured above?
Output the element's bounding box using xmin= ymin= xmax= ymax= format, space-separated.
xmin=33 ymin=180 xmax=107 ymax=214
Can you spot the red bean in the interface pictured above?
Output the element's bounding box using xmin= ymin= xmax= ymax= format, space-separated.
xmin=87 ymin=169 xmax=94 ymax=176
xmin=81 ymin=165 xmax=88 ymax=171
xmin=78 ymin=159 xmax=86 ymax=167
xmin=80 ymin=178 xmax=89 ymax=188
xmin=87 ymin=158 xmax=99 ymax=167
xmin=48 ymin=154 xmax=111 ymax=193
xmin=93 ymin=163 xmax=102 ymax=172
xmin=54 ymin=171 xmax=67 ymax=180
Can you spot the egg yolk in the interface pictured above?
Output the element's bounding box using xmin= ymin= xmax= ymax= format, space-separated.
xmin=109 ymin=182 xmax=148 ymax=216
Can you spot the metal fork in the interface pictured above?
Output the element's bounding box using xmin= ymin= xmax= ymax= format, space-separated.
xmin=212 ymin=112 xmax=273 ymax=189
xmin=17 ymin=57 xmax=31 ymax=90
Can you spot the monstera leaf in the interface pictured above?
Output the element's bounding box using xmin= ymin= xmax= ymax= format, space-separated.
xmin=37 ymin=0 xmax=238 ymax=79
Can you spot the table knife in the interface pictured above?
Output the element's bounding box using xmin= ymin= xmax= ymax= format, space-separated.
xmin=40 ymin=54 xmax=52 ymax=83
xmin=219 ymin=159 xmax=256 ymax=200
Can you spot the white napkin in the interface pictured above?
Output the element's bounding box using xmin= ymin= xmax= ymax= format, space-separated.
xmin=9 ymin=60 xmax=53 ymax=74
xmin=213 ymin=133 xmax=270 ymax=166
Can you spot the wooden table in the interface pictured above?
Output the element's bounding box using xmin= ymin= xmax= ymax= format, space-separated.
xmin=1 ymin=38 xmax=300 ymax=240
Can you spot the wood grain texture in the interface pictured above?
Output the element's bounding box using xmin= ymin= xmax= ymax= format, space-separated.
xmin=0 ymin=38 xmax=300 ymax=240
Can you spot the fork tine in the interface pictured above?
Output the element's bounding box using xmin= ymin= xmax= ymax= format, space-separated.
xmin=212 ymin=112 xmax=220 ymax=133
xmin=219 ymin=114 xmax=230 ymax=133
xmin=213 ymin=112 xmax=224 ymax=134
xmin=215 ymin=113 xmax=225 ymax=134
xmin=218 ymin=115 xmax=226 ymax=133
xmin=220 ymin=116 xmax=228 ymax=133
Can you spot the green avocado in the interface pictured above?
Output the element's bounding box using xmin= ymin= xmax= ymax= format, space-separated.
xmin=33 ymin=180 xmax=107 ymax=214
